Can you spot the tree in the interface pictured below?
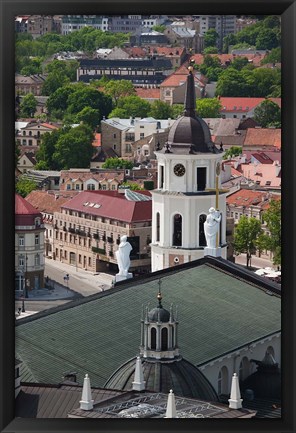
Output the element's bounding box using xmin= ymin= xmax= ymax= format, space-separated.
xmin=52 ymin=124 xmax=94 ymax=169
xmin=15 ymin=177 xmax=37 ymax=197
xmin=256 ymin=28 xmax=279 ymax=50
xmin=36 ymin=130 xmax=61 ymax=170
xmin=171 ymin=104 xmax=184 ymax=119
xmin=152 ymin=24 xmax=166 ymax=33
xmin=253 ymin=100 xmax=281 ymax=127
xmin=196 ymin=98 xmax=221 ymax=118
xmin=45 ymin=59 xmax=79 ymax=82
xmin=67 ymin=86 xmax=112 ymax=120
xmin=120 ymin=181 xmax=143 ymax=190
xmin=231 ymin=57 xmax=249 ymax=71
xmin=41 ymin=72 xmax=70 ymax=96
xmin=20 ymin=57 xmax=42 ymax=75
xmin=261 ymin=47 xmax=281 ymax=65
xmin=104 ymin=80 xmax=136 ymax=105
xmin=203 ymin=46 xmax=218 ymax=54
xmin=102 ymin=158 xmax=133 ymax=169
xmin=46 ymin=85 xmax=76 ymax=116
xmin=19 ymin=93 xmax=37 ymax=118
xmin=75 ymin=107 xmax=100 ymax=130
xmin=148 ymin=100 xmax=173 ymax=119
xmin=223 ymin=146 xmax=242 ymax=159
xmin=108 ymin=96 xmax=151 ymax=118
xmin=234 ymin=215 xmax=263 ymax=267
xmin=216 ymin=68 xmax=250 ymax=97
xmin=204 ymin=29 xmax=219 ymax=48
xmin=262 ymin=200 xmax=281 ymax=266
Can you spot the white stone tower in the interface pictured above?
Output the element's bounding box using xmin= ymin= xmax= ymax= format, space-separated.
xmin=151 ymin=67 xmax=227 ymax=272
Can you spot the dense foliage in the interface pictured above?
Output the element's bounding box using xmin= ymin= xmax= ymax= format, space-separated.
xmin=35 ymin=124 xmax=95 ymax=170
xmin=234 ymin=215 xmax=263 ymax=267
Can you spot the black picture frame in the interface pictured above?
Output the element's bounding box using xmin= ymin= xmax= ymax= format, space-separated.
xmin=1 ymin=1 xmax=295 ymax=432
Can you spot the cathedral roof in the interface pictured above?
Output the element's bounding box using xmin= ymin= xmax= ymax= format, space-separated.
xmin=104 ymin=356 xmax=219 ymax=401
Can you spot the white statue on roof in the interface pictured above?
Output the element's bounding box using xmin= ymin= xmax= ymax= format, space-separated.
xmin=204 ymin=207 xmax=221 ymax=249
xmin=115 ymin=235 xmax=133 ymax=282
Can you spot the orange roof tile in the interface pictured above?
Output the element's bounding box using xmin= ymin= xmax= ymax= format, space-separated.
xmin=243 ymin=128 xmax=281 ymax=149
xmin=136 ymin=88 xmax=160 ymax=99
xmin=227 ymin=189 xmax=280 ymax=207
xmin=160 ymin=71 xmax=204 ymax=88
xmin=190 ymin=53 xmax=266 ymax=67
xmin=219 ymin=97 xmax=281 ymax=112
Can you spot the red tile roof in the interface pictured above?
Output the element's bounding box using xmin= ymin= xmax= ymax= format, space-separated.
xmin=190 ymin=53 xmax=266 ymax=67
xmin=15 ymin=193 xmax=43 ymax=226
xmin=136 ymin=88 xmax=160 ymax=100
xmin=243 ymin=128 xmax=281 ymax=149
xmin=61 ymin=190 xmax=152 ymax=223
xmin=227 ymin=189 xmax=280 ymax=207
xmin=41 ymin=123 xmax=59 ymax=130
xmin=25 ymin=190 xmax=80 ymax=214
xmin=160 ymin=70 xmax=204 ymax=88
xmin=219 ymin=97 xmax=281 ymax=113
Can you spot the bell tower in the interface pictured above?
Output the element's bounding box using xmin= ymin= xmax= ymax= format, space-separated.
xmin=151 ymin=67 xmax=228 ymax=271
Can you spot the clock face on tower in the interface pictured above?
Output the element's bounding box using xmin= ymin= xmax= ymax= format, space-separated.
xmin=174 ymin=163 xmax=186 ymax=177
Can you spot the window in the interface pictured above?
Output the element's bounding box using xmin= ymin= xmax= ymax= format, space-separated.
xmin=35 ymin=254 xmax=40 ymax=266
xmin=151 ymin=328 xmax=156 ymax=349
xmin=218 ymin=366 xmax=229 ymax=395
xmin=75 ymin=184 xmax=80 ymax=190
xmin=140 ymin=133 xmax=144 ymax=139
xmin=199 ymin=214 xmax=207 ymax=246
xmin=35 ymin=234 xmax=39 ymax=245
xmin=19 ymin=255 xmax=25 ymax=267
xmin=156 ymin=212 xmax=160 ymax=242
xmin=159 ymin=165 xmax=164 ymax=189
xmin=19 ymin=236 xmax=24 ymax=246
xmin=161 ymin=328 xmax=168 ymax=351
xmin=113 ymin=133 xmax=116 ymax=138
xmin=172 ymin=214 xmax=182 ymax=247
xmin=197 ymin=167 xmax=206 ymax=191
xmin=66 ymin=184 xmax=71 ymax=190
xmin=87 ymin=184 xmax=95 ymax=190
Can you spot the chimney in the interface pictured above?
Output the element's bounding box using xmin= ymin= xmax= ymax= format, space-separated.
xmin=80 ymin=374 xmax=94 ymax=411
xmin=132 ymin=356 xmax=146 ymax=391
xmin=165 ymin=389 xmax=177 ymax=418
xmin=228 ymin=373 xmax=243 ymax=409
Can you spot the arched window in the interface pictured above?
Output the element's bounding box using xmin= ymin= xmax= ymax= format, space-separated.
xmin=151 ymin=328 xmax=156 ymax=350
xmin=239 ymin=357 xmax=250 ymax=382
xmin=171 ymin=327 xmax=174 ymax=349
xmin=218 ymin=366 xmax=229 ymax=395
xmin=35 ymin=254 xmax=40 ymax=266
xmin=173 ymin=214 xmax=182 ymax=246
xmin=199 ymin=214 xmax=207 ymax=246
xmin=156 ymin=212 xmax=160 ymax=242
xmin=161 ymin=328 xmax=168 ymax=351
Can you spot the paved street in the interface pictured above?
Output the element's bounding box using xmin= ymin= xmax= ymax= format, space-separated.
xmin=45 ymin=258 xmax=114 ymax=297
xmin=234 ymin=253 xmax=276 ymax=270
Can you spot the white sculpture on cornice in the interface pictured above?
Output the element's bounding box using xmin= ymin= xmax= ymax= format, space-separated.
xmin=204 ymin=207 xmax=221 ymax=249
xmin=115 ymin=235 xmax=133 ymax=281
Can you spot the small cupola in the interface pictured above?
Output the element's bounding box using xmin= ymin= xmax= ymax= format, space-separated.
xmin=140 ymin=281 xmax=180 ymax=360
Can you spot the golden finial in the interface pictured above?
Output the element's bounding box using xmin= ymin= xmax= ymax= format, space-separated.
xmin=157 ymin=279 xmax=162 ymax=306
xmin=188 ymin=65 xmax=194 ymax=73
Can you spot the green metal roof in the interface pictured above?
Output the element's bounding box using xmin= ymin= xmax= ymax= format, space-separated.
xmin=16 ymin=259 xmax=281 ymax=388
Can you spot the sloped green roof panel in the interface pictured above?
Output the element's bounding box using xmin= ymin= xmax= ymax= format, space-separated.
xmin=16 ymin=261 xmax=281 ymax=388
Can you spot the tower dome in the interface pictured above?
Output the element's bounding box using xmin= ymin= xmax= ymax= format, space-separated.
xmin=104 ymin=288 xmax=219 ymax=401
xmin=164 ymin=67 xmax=221 ymax=154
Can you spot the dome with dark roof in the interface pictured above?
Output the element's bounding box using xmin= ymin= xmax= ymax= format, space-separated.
xmin=147 ymin=305 xmax=170 ymax=322
xmin=104 ymin=356 xmax=219 ymax=401
xmin=167 ymin=115 xmax=213 ymax=152
xmin=162 ymin=68 xmax=221 ymax=154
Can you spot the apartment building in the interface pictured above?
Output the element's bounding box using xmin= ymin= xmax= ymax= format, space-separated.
xmin=53 ymin=190 xmax=152 ymax=273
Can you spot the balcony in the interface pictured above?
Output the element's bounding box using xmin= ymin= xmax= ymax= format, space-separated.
xmin=92 ymin=247 xmax=106 ymax=255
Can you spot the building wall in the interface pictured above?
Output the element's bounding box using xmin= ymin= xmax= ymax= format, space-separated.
xmin=199 ymin=332 xmax=281 ymax=396
xmin=15 ymin=221 xmax=45 ymax=292
xmin=101 ymin=122 xmax=123 ymax=157
xmin=53 ymin=210 xmax=151 ymax=273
